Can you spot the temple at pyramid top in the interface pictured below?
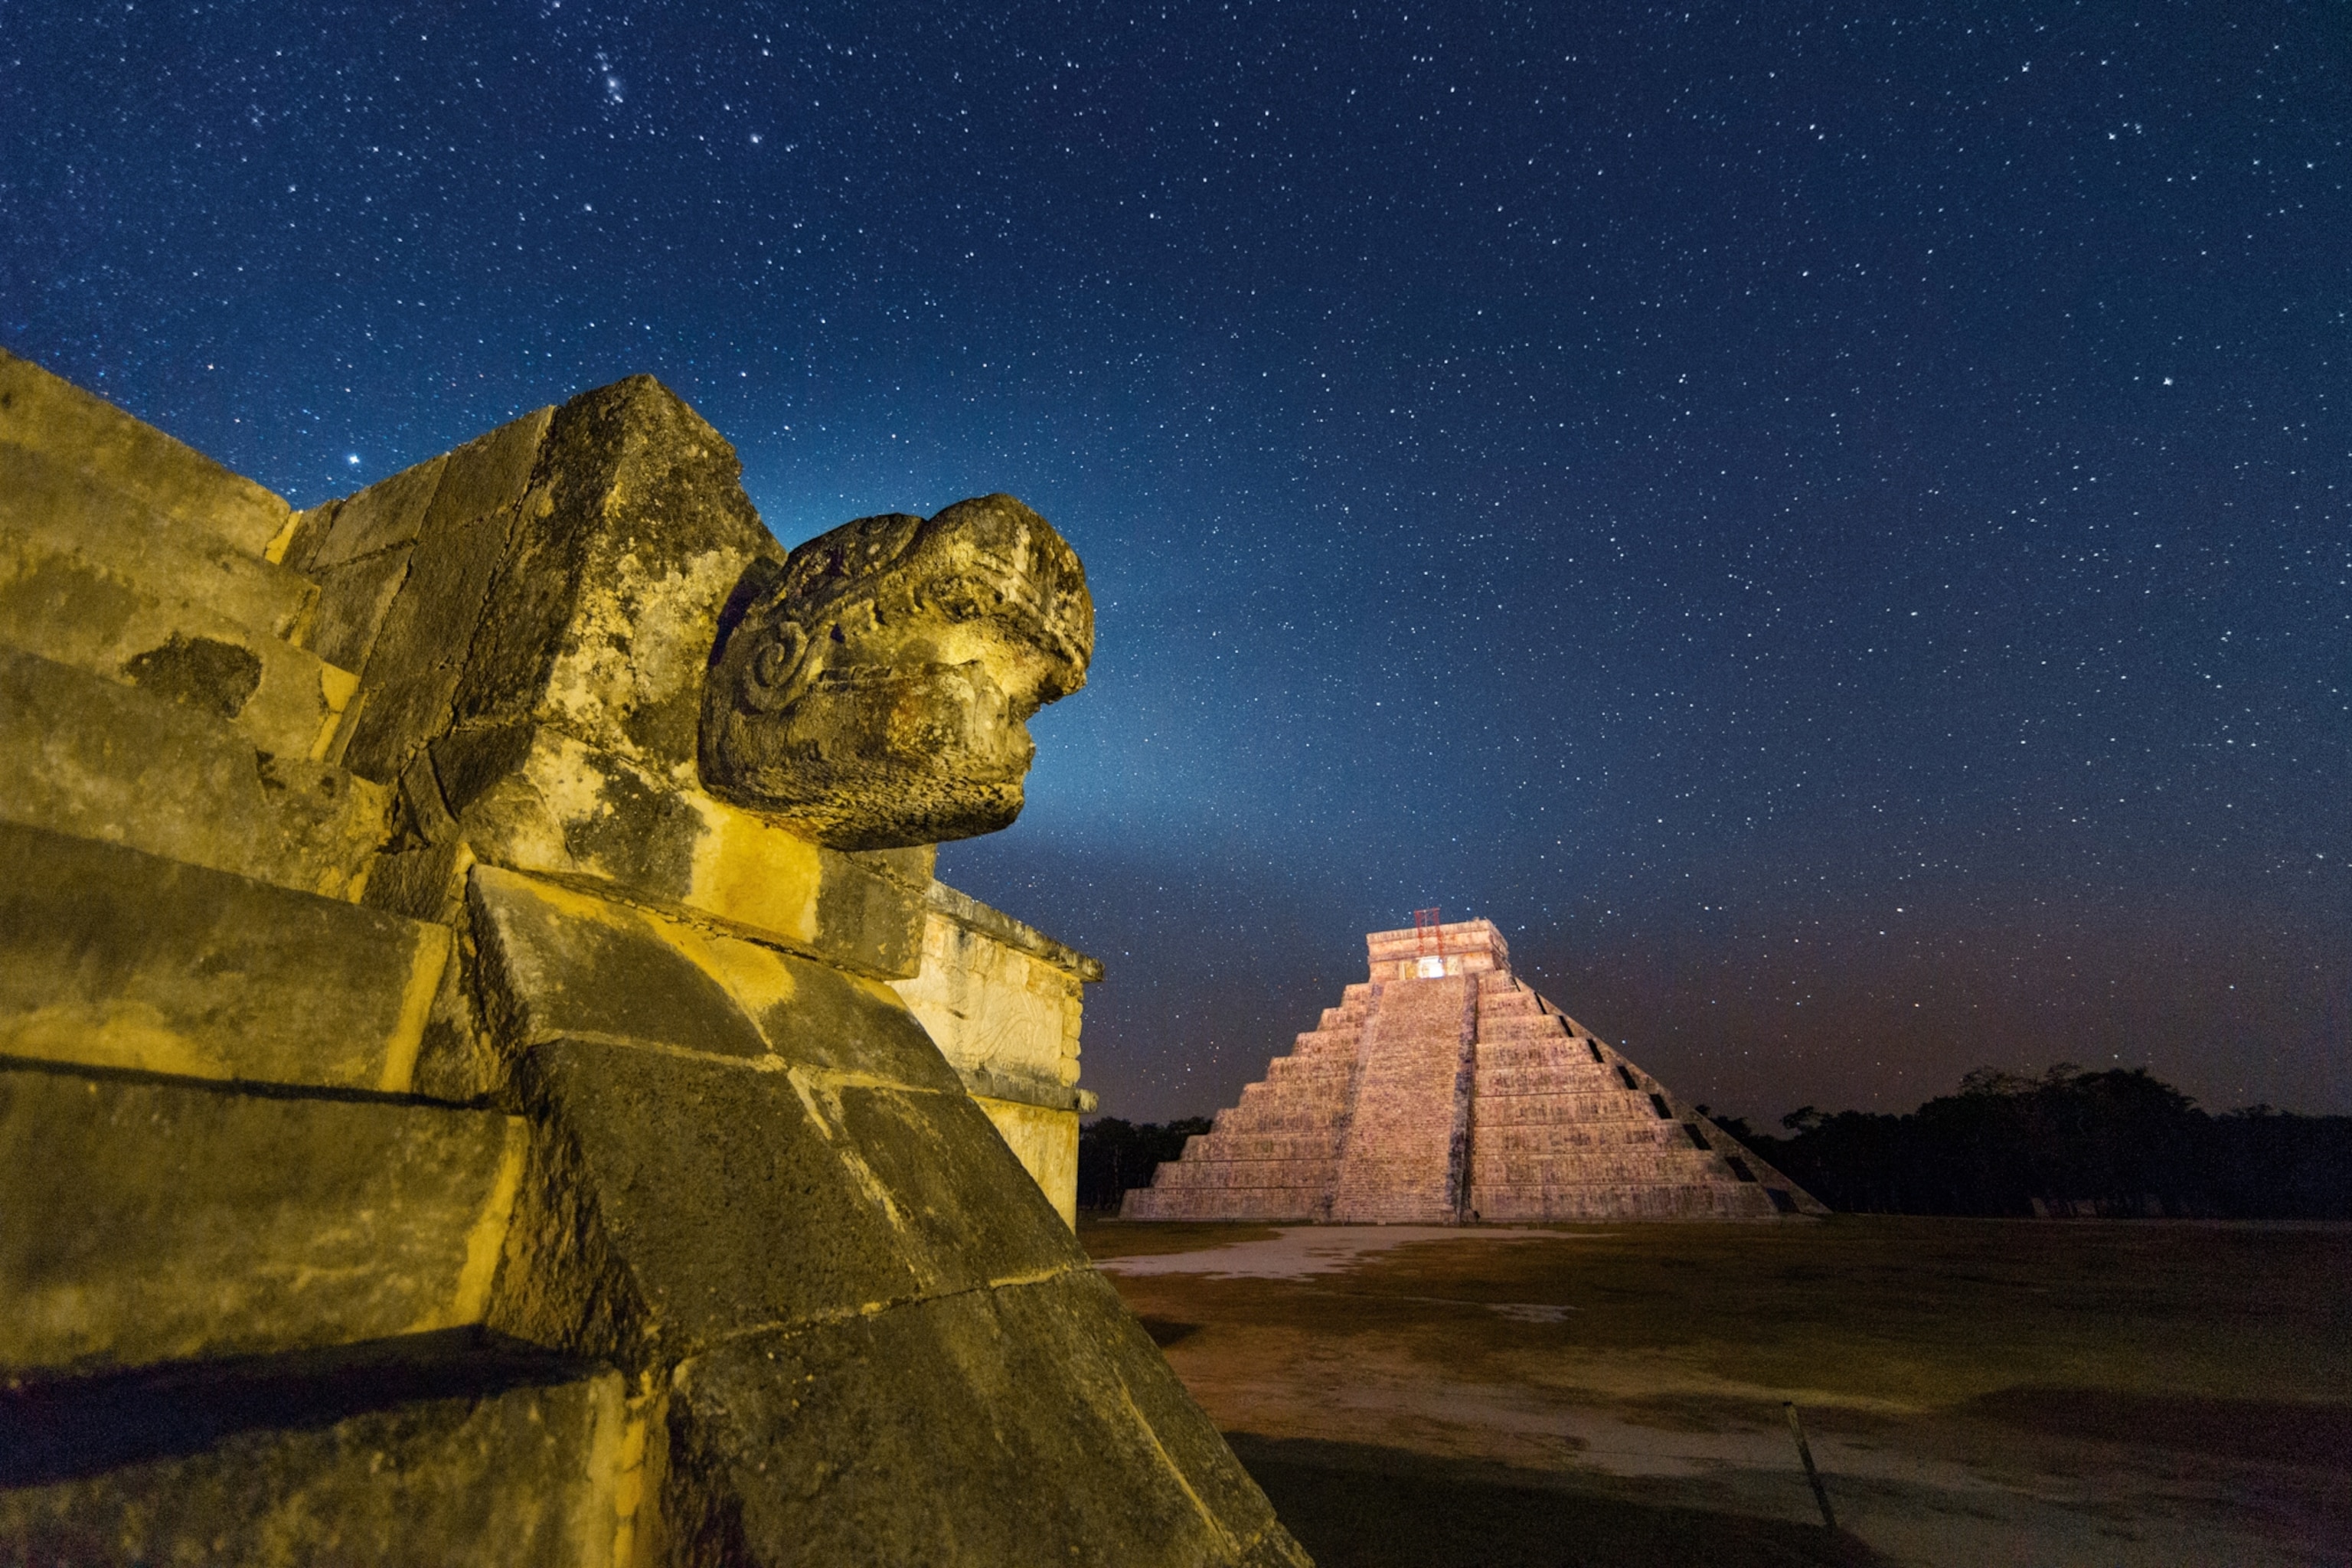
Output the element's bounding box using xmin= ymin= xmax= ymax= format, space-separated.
xmin=1125 ymin=917 xmax=1826 ymax=1223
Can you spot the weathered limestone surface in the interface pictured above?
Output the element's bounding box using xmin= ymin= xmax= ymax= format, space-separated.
xmin=0 ymin=1362 xmax=641 ymax=1568
xmin=890 ymin=876 xmax=1104 ymax=1226
xmin=1127 ymin=920 xmax=1826 ymax=1223
xmin=0 ymin=822 xmax=449 ymax=1089
xmin=0 ymin=647 xmax=389 ymax=899
xmin=0 ymin=350 xmax=291 ymax=557
xmin=0 ymin=348 xmax=1301 ymax=1566
xmin=0 ymin=1067 xmax=525 ymax=1374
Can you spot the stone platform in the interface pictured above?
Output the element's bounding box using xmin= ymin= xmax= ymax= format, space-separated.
xmin=0 ymin=348 xmax=1304 ymax=1566
xmin=1124 ymin=920 xmax=1824 ymax=1223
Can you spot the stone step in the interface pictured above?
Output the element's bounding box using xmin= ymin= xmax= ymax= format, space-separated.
xmin=1285 ymin=1039 xmax=1358 ymax=1064
xmin=1475 ymin=1041 xmax=1617 ymax=1073
xmin=0 ymin=822 xmax=452 ymax=1092
xmin=0 ymin=1354 xmax=635 ymax=1566
xmin=1472 ymin=1182 xmax=1786 ymax=1221
xmin=1237 ymin=1076 xmax=1352 ymax=1106
xmin=1265 ymin=1055 xmax=1354 ymax=1083
xmin=1325 ymin=1187 xmax=1454 ymax=1224
xmin=1475 ymin=1122 xmax=1689 ymax=1153
xmin=0 ymin=348 xmax=292 ymax=560
xmin=0 ymin=647 xmax=390 ymax=900
xmin=1471 ymin=1149 xmax=1730 ymax=1185
xmin=1187 ymin=1131 xmax=1348 ymax=1162
xmin=1475 ymin=991 xmax=1546 ymax=1017
xmin=1139 ymin=1158 xmax=1342 ymax=1192
xmin=1477 ymin=1067 xmax=1655 ymax=1100
xmin=1213 ymin=1103 xmax=1348 ymax=1134
xmin=0 ymin=1065 xmax=527 ymax=1377
xmin=0 ymin=441 xmax=320 ymax=644
xmin=1122 ymin=1186 xmax=1325 ymax=1221
xmin=0 ymin=477 xmax=361 ymax=760
xmin=1475 ymin=1018 xmax=1566 ymax=1042
xmin=1470 ymin=1089 xmax=1663 ymax=1124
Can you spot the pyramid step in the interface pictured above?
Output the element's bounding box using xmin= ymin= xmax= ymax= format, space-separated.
xmin=1265 ymin=1055 xmax=1354 ymax=1083
xmin=1122 ymin=1186 xmax=1324 ymax=1221
xmin=1472 ymin=1182 xmax=1786 ymax=1221
xmin=0 ymin=484 xmax=359 ymax=760
xmin=1191 ymin=1132 xmax=1347 ymax=1162
xmin=1214 ymin=1103 xmax=1347 ymax=1134
xmin=1478 ymin=1122 xmax=1689 ymax=1153
xmin=1477 ymin=1067 xmax=1651 ymax=1100
xmin=0 ymin=1358 xmax=632 ymax=1567
xmin=0 ymin=349 xmax=292 ymax=560
xmin=0 ymin=648 xmax=390 ymax=900
xmin=1475 ymin=1041 xmax=1615 ymax=1073
xmin=0 ymin=1065 xmax=526 ymax=1378
xmin=1142 ymin=1158 xmax=1341 ymax=1192
xmin=1475 ymin=1016 xmax=1569 ymax=1042
xmin=0 ymin=822 xmax=452 ymax=1093
xmin=1472 ymin=1149 xmax=1730 ymax=1185
xmin=1472 ymin=1089 xmax=1664 ymax=1123
xmin=0 ymin=441 xmax=321 ymax=645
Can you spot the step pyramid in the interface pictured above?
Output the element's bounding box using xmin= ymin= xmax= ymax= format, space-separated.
xmin=1124 ymin=918 xmax=1828 ymax=1222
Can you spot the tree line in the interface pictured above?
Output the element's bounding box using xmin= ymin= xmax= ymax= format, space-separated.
xmin=1080 ymin=1066 xmax=2352 ymax=1219
xmin=1713 ymin=1064 xmax=2352 ymax=1219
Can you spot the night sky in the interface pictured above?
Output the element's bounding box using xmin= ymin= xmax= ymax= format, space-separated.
xmin=5 ymin=2 xmax=2345 ymax=1123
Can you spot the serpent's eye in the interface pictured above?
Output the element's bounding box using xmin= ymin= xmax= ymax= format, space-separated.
xmin=745 ymin=624 xmax=810 ymax=710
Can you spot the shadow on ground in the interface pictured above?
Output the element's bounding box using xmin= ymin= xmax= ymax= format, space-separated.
xmin=1229 ymin=1433 xmax=1883 ymax=1568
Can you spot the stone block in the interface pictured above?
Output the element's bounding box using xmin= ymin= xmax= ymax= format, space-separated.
xmin=665 ymin=1269 xmax=1305 ymax=1568
xmin=0 ymin=1360 xmax=639 ymax=1567
xmin=489 ymin=1031 xmax=1083 ymax=1367
xmin=0 ymin=348 xmax=290 ymax=558
xmin=306 ymin=544 xmax=413 ymax=675
xmin=0 ymin=822 xmax=450 ymax=1091
xmin=795 ymin=1076 xmax=1076 ymax=1290
xmin=0 ymin=441 xmax=318 ymax=643
xmin=339 ymin=511 xmax=513 ymax=784
xmin=492 ymin=1039 xmax=932 ymax=1366
xmin=0 ymin=648 xmax=390 ymax=900
xmin=0 ymin=1067 xmax=526 ymax=1375
xmin=0 ymin=487 xmax=360 ymax=759
xmin=467 ymin=864 xmax=769 ymax=1062
xmin=969 ymin=1094 xmax=1080 ymax=1228
xmin=439 ymin=725 xmax=925 ymax=978
xmin=283 ymin=452 xmax=447 ymax=574
xmin=697 ymin=924 xmax=964 ymax=1092
xmin=447 ymin=378 xmax=775 ymax=769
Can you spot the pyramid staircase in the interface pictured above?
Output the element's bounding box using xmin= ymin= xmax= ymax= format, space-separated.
xmin=1125 ymin=919 xmax=1827 ymax=1223
xmin=0 ymin=352 xmax=1310 ymax=1566
xmin=0 ymin=351 xmax=615 ymax=1558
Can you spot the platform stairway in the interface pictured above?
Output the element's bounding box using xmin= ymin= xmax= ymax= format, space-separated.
xmin=0 ymin=351 xmax=630 ymax=1563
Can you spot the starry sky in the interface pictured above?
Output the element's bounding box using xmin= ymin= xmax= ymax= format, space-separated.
xmin=5 ymin=2 xmax=2346 ymax=1122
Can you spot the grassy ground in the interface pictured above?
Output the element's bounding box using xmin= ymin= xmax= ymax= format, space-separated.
xmin=1083 ymin=1216 xmax=2352 ymax=1567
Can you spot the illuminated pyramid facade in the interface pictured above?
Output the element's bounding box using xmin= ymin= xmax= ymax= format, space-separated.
xmin=1124 ymin=919 xmax=1826 ymax=1223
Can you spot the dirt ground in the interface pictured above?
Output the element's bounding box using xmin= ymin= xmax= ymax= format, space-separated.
xmin=1082 ymin=1216 xmax=2352 ymax=1567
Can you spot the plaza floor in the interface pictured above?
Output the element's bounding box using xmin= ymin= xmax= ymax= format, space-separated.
xmin=1082 ymin=1215 xmax=2352 ymax=1567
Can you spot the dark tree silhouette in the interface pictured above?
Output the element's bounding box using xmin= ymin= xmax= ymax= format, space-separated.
xmin=1076 ymin=1116 xmax=1214 ymax=1212
xmin=1740 ymin=1065 xmax=2352 ymax=1218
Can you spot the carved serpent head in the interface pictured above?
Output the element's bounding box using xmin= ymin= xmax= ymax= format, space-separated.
xmin=699 ymin=494 xmax=1093 ymax=848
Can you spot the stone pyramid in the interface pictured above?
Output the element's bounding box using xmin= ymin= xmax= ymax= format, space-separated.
xmin=1125 ymin=918 xmax=1826 ymax=1222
